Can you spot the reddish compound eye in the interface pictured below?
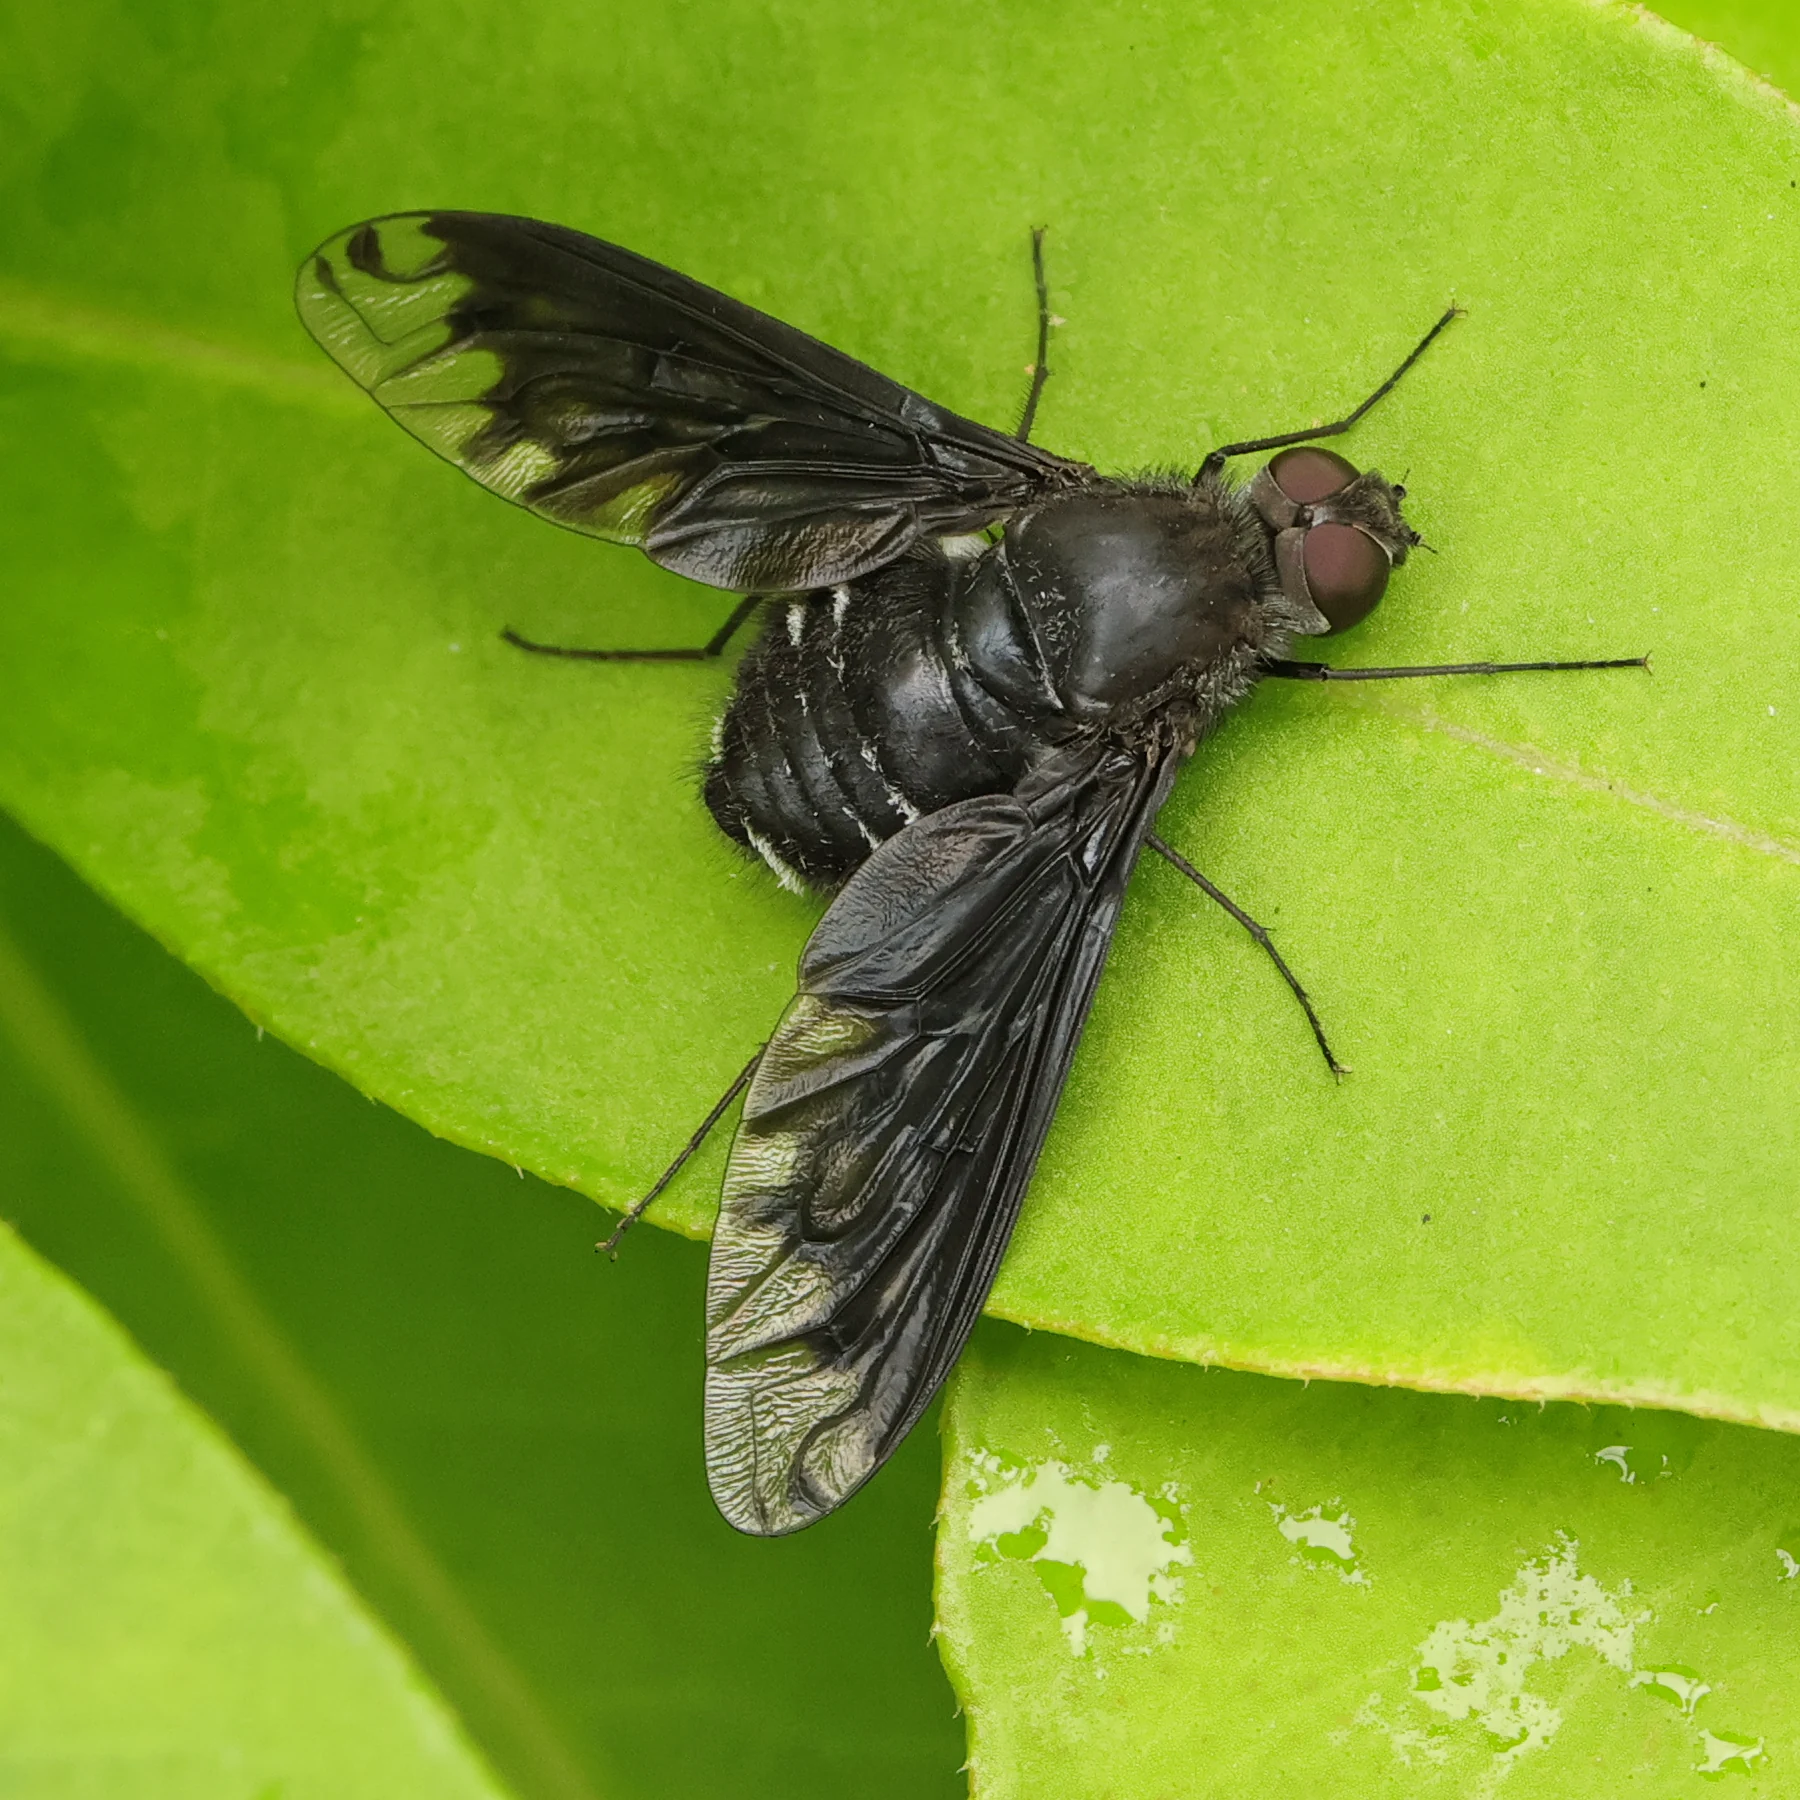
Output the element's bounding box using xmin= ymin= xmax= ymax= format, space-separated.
xmin=1270 ymin=446 xmax=1360 ymax=505
xmin=1303 ymin=522 xmax=1390 ymax=632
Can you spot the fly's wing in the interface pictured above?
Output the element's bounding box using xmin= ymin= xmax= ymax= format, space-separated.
xmin=705 ymin=740 xmax=1184 ymax=1535
xmin=295 ymin=211 xmax=1090 ymax=591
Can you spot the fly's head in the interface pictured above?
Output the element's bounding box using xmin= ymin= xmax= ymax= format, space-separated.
xmin=1245 ymin=447 xmax=1419 ymax=636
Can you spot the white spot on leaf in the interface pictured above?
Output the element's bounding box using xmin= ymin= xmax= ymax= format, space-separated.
xmin=1696 ymin=1730 xmax=1766 ymax=1776
xmin=1271 ymin=1501 xmax=1368 ymax=1585
xmin=1631 ymin=1665 xmax=1711 ymax=1716
xmin=967 ymin=1454 xmax=1191 ymax=1658
xmin=1405 ymin=1536 xmax=1643 ymax=1763
xmin=1595 ymin=1445 xmax=1634 ymax=1481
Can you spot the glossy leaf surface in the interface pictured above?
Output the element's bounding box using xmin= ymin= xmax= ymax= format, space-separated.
xmin=3 ymin=0 xmax=1799 ymax=1427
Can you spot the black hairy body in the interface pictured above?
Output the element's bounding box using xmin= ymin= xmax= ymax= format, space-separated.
xmin=707 ymin=474 xmax=1285 ymax=892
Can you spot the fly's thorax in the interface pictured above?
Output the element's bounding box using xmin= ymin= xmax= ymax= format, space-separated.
xmin=954 ymin=479 xmax=1298 ymax=728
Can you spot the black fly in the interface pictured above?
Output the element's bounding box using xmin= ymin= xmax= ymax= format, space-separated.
xmin=297 ymin=213 xmax=1644 ymax=1535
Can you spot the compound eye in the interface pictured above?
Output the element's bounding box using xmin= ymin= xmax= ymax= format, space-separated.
xmin=1270 ymin=445 xmax=1360 ymax=505
xmin=1304 ymin=522 xmax=1389 ymax=632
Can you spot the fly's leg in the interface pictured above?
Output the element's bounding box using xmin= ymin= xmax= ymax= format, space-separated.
xmin=1146 ymin=834 xmax=1347 ymax=1078
xmin=1017 ymin=227 xmax=1055 ymax=444
xmin=598 ymin=1048 xmax=764 ymax=1258
xmin=1261 ymin=654 xmax=1650 ymax=681
xmin=504 ymin=592 xmax=763 ymax=664
xmin=1197 ymin=304 xmax=1462 ymax=480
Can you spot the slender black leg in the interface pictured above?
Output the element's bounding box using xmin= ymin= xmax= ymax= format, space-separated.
xmin=598 ymin=1048 xmax=763 ymax=1258
xmin=1147 ymin=834 xmax=1347 ymax=1079
xmin=504 ymin=592 xmax=764 ymax=664
xmin=1197 ymin=304 xmax=1462 ymax=481
xmin=1261 ymin=654 xmax=1650 ymax=682
xmin=1017 ymin=227 xmax=1054 ymax=445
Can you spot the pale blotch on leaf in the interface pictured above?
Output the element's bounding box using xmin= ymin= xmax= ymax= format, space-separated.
xmin=1696 ymin=1730 xmax=1767 ymax=1778
xmin=1269 ymin=1500 xmax=1367 ymax=1586
xmin=1595 ymin=1444 xmax=1634 ymax=1482
xmin=966 ymin=1453 xmax=1190 ymax=1659
xmin=1593 ymin=1442 xmax=1675 ymax=1484
xmin=1773 ymin=1527 xmax=1800 ymax=1580
xmin=1629 ymin=1664 xmax=1711 ymax=1717
xmin=1359 ymin=1534 xmax=1767 ymax=1780
xmin=1404 ymin=1535 xmax=1643 ymax=1762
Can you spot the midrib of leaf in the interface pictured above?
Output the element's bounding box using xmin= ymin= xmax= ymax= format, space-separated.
xmin=1273 ymin=678 xmax=1800 ymax=864
xmin=0 ymin=274 xmax=357 ymax=414
xmin=0 ymin=901 xmax=597 ymax=1800
xmin=1365 ymin=694 xmax=1800 ymax=865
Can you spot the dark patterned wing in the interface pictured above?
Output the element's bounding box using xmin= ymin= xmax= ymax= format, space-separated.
xmin=295 ymin=211 xmax=1090 ymax=591
xmin=704 ymin=740 xmax=1184 ymax=1535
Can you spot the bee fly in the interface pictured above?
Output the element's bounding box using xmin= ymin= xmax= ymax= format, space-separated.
xmin=297 ymin=213 xmax=1645 ymax=1535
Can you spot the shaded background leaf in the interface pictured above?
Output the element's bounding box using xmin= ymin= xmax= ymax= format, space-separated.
xmin=0 ymin=1213 xmax=508 ymax=1799
xmin=0 ymin=812 xmax=961 ymax=1800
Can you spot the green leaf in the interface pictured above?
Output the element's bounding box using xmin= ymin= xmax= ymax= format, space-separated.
xmin=1657 ymin=0 xmax=1800 ymax=94
xmin=938 ymin=1324 xmax=1800 ymax=1796
xmin=0 ymin=810 xmax=962 ymax=1799
xmin=5 ymin=0 xmax=1800 ymax=1427
xmin=0 ymin=1219 xmax=508 ymax=1798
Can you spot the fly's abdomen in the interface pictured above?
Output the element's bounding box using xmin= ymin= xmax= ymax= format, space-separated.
xmin=704 ymin=550 xmax=1046 ymax=890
